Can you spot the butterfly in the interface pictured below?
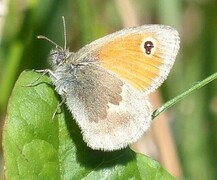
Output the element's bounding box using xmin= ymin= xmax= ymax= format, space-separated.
xmin=37 ymin=17 xmax=180 ymax=151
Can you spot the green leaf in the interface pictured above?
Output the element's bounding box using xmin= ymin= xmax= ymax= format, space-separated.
xmin=3 ymin=71 xmax=174 ymax=179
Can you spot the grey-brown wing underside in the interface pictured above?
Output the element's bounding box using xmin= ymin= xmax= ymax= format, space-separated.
xmin=62 ymin=63 xmax=152 ymax=151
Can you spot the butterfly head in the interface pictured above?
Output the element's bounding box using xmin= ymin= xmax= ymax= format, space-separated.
xmin=49 ymin=47 xmax=73 ymax=67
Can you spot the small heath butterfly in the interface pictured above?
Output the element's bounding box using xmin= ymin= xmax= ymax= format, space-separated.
xmin=37 ymin=17 xmax=180 ymax=151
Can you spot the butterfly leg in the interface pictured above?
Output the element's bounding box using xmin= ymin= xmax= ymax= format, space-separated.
xmin=51 ymin=96 xmax=66 ymax=121
xmin=24 ymin=69 xmax=56 ymax=87
xmin=34 ymin=69 xmax=57 ymax=79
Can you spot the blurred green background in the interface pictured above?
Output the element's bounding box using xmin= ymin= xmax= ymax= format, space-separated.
xmin=0 ymin=0 xmax=216 ymax=179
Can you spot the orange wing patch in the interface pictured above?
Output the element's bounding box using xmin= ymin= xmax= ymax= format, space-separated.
xmin=97 ymin=34 xmax=163 ymax=92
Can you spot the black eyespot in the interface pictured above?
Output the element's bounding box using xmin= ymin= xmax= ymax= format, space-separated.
xmin=143 ymin=41 xmax=154 ymax=55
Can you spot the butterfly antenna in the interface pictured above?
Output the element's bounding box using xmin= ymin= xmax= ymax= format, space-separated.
xmin=37 ymin=35 xmax=62 ymax=49
xmin=62 ymin=16 xmax=67 ymax=50
xmin=37 ymin=17 xmax=67 ymax=50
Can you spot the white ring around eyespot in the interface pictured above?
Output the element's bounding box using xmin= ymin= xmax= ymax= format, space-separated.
xmin=140 ymin=37 xmax=157 ymax=57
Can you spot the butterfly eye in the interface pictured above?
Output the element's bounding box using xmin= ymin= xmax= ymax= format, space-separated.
xmin=50 ymin=49 xmax=66 ymax=65
xmin=143 ymin=41 xmax=154 ymax=55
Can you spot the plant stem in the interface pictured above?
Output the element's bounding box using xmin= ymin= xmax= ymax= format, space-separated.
xmin=152 ymin=72 xmax=217 ymax=119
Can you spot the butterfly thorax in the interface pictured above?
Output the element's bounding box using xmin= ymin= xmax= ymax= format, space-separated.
xmin=48 ymin=47 xmax=96 ymax=96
